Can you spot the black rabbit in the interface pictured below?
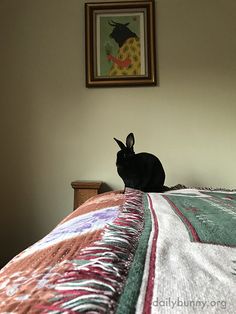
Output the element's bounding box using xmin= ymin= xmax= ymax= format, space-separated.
xmin=114 ymin=133 xmax=166 ymax=192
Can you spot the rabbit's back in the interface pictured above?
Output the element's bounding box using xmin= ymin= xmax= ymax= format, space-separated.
xmin=128 ymin=152 xmax=165 ymax=192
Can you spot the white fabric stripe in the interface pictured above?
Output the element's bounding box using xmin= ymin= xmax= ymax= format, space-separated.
xmin=148 ymin=191 xmax=236 ymax=314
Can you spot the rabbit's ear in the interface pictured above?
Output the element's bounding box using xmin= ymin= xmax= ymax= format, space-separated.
xmin=126 ymin=133 xmax=135 ymax=149
xmin=114 ymin=138 xmax=126 ymax=150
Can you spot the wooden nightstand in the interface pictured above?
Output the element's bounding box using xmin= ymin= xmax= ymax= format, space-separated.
xmin=71 ymin=180 xmax=103 ymax=210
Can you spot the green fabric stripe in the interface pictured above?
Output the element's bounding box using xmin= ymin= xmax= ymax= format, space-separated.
xmin=115 ymin=195 xmax=152 ymax=314
xmin=166 ymin=191 xmax=236 ymax=246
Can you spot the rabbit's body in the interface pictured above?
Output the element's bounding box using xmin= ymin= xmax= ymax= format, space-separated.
xmin=114 ymin=133 xmax=166 ymax=192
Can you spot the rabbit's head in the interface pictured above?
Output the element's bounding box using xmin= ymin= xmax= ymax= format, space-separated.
xmin=114 ymin=133 xmax=135 ymax=165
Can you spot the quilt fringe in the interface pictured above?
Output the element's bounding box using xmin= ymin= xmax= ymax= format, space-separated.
xmin=38 ymin=188 xmax=144 ymax=313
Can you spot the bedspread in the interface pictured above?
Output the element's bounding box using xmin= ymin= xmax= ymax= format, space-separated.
xmin=0 ymin=188 xmax=236 ymax=313
xmin=135 ymin=189 xmax=236 ymax=314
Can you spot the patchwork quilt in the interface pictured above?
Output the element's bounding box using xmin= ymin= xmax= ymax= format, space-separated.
xmin=0 ymin=188 xmax=235 ymax=313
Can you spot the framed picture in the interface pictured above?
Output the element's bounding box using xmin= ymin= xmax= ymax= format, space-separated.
xmin=85 ymin=0 xmax=157 ymax=87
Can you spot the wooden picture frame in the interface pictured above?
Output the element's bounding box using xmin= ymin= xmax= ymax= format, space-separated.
xmin=85 ymin=0 xmax=157 ymax=87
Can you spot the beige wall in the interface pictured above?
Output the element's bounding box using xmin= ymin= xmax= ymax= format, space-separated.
xmin=0 ymin=0 xmax=236 ymax=266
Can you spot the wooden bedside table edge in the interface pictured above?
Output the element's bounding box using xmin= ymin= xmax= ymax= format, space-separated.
xmin=71 ymin=181 xmax=103 ymax=190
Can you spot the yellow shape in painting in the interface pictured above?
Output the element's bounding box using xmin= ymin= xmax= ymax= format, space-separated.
xmin=108 ymin=37 xmax=141 ymax=76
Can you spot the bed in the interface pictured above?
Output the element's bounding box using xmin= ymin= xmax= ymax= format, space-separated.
xmin=0 ymin=186 xmax=236 ymax=313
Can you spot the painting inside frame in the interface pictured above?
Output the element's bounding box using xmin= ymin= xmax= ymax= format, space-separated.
xmin=85 ymin=1 xmax=157 ymax=87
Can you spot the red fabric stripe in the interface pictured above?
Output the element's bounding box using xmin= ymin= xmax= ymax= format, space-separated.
xmin=143 ymin=194 xmax=159 ymax=314
xmin=163 ymin=195 xmax=201 ymax=242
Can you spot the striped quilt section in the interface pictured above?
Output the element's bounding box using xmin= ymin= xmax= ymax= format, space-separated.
xmin=133 ymin=189 xmax=236 ymax=314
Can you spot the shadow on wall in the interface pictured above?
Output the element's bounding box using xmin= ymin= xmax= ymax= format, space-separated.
xmin=0 ymin=159 xmax=42 ymax=268
xmin=0 ymin=111 xmax=43 ymax=268
xmin=100 ymin=182 xmax=114 ymax=193
xmin=0 ymin=205 xmax=39 ymax=269
xmin=0 ymin=98 xmax=42 ymax=269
